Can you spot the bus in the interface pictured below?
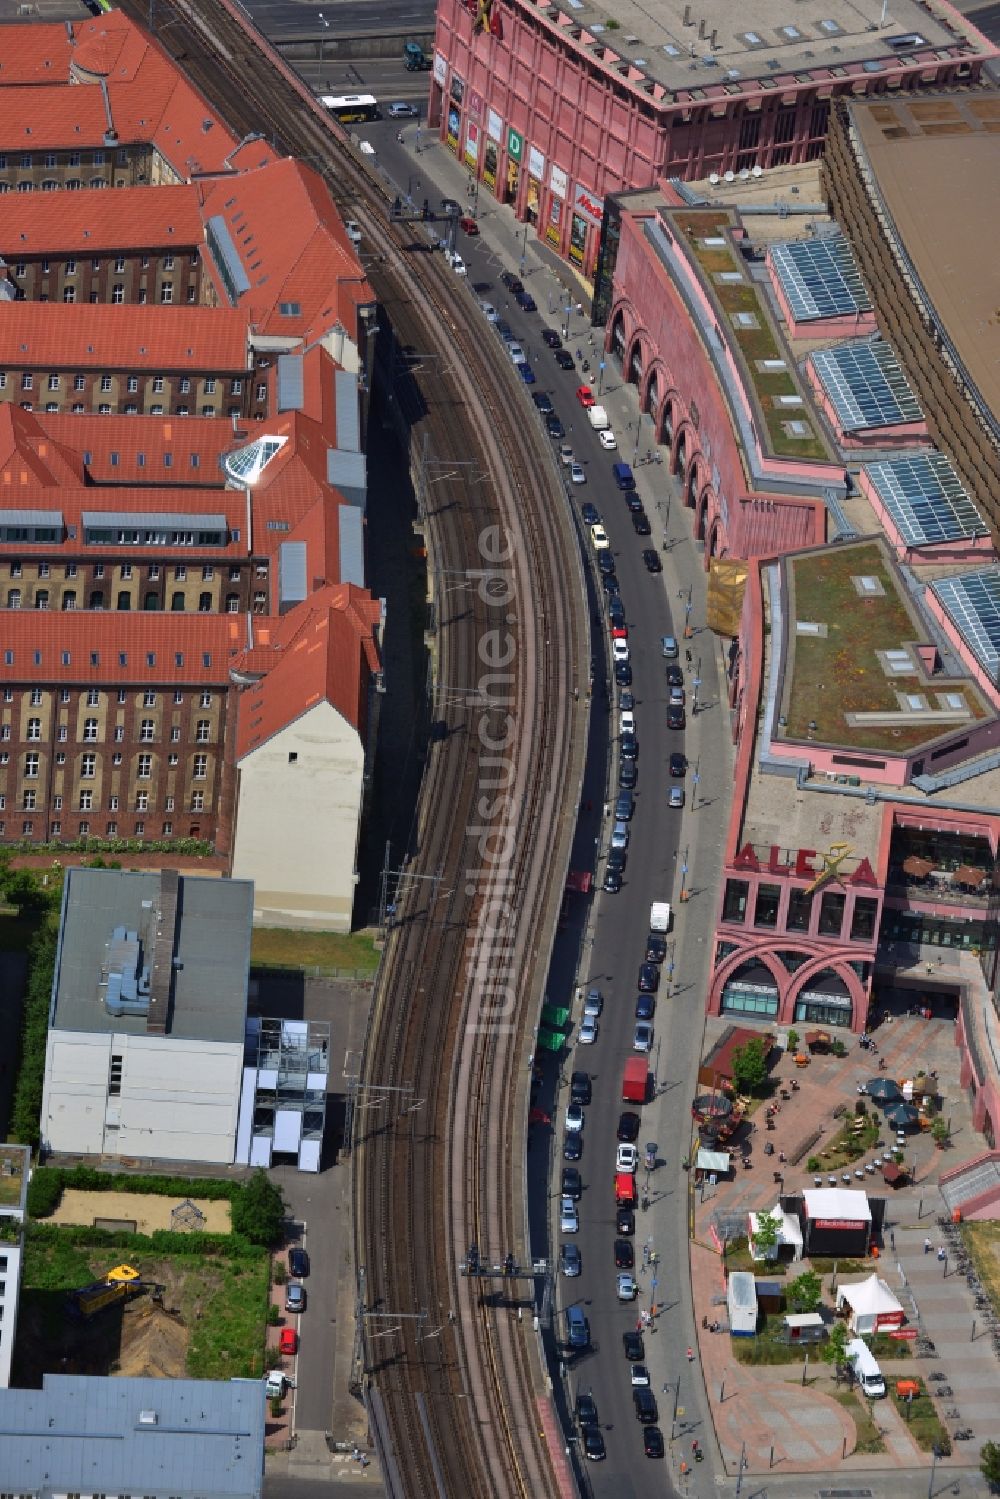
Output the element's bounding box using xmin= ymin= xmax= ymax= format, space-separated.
xmin=320 ymin=94 xmax=380 ymax=123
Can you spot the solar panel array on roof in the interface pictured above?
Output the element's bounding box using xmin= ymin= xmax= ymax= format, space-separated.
xmin=770 ymin=235 xmax=872 ymax=322
xmin=863 ymin=453 xmax=986 ymax=547
xmin=930 ymin=570 xmax=1000 ymax=684
xmin=812 ymin=342 xmax=922 ymax=431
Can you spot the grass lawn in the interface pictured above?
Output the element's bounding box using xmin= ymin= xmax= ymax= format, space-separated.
xmin=723 ymin=1238 xmax=787 ymax=1277
xmin=962 ymin=1221 xmax=1000 ymax=1315
xmin=250 ymin=925 xmax=379 ymax=976
xmin=808 ymin=1116 xmax=882 ymax=1172
xmin=784 ymin=542 xmax=985 ymax=751
xmin=731 ymin=1313 xmax=807 ymax=1363
xmin=835 ymin=1389 xmax=887 ymax=1455
xmin=892 ymin=1384 xmax=951 ymax=1455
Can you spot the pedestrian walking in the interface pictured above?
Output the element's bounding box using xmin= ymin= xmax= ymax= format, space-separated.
xmin=924 ymin=1236 xmax=932 ymax=1254
xmin=890 ymin=1228 xmax=896 ymax=1250
xmin=686 ymin=1345 xmax=695 ymax=1362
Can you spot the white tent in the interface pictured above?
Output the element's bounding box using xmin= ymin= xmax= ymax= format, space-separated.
xmin=748 ymin=1203 xmax=804 ymax=1262
xmin=836 ymin=1274 xmax=904 ymax=1335
xmin=802 ymin=1188 xmax=871 ymax=1224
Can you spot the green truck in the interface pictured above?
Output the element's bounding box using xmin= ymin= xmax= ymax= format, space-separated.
xmin=404 ymin=41 xmax=432 ymax=71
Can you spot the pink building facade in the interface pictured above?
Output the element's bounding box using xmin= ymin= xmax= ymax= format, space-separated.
xmin=429 ymin=0 xmax=996 ymax=278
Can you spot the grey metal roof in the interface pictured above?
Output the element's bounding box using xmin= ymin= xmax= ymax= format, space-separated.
xmin=930 ymin=569 xmax=1000 ymax=684
xmin=0 ymin=508 xmax=63 ymax=528
xmin=278 ymin=540 xmax=308 ymax=608
xmin=52 ymin=869 xmax=252 ymax=1043
xmin=82 ymin=510 xmax=229 ymax=533
xmin=205 ymin=214 xmax=251 ymax=304
xmin=276 ymin=353 xmax=304 ymax=411
xmin=863 ymin=453 xmax=986 ymax=546
xmin=811 ymin=341 xmax=922 ymax=431
xmin=327 ymin=447 xmax=366 ymax=505
xmin=338 ymin=504 xmax=365 ymax=586
xmin=770 ymin=235 xmax=871 ymax=322
xmin=334 ymin=367 xmax=360 ymax=451
xmin=0 ymin=1373 xmax=264 ymax=1499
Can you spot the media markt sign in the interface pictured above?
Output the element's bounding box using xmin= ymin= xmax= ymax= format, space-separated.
xmin=507 ymin=127 xmax=523 ymax=164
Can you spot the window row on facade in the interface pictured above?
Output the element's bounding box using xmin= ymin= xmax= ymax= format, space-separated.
xmin=721 ymin=877 xmax=880 ymax=944
xmin=2 ymin=373 xmax=245 ymax=394
xmin=6 ymin=688 xmax=216 ymax=707
xmin=5 ymin=749 xmax=214 ymax=773
xmin=9 ymin=787 xmax=212 ymax=812
xmin=4 ymin=588 xmax=261 ymax=612
xmin=6 ymin=563 xmax=241 ymax=580
xmin=0 ymin=814 xmax=207 ymax=839
xmin=12 ymin=717 xmax=217 ymax=743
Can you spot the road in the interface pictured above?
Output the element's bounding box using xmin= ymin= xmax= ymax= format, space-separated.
xmin=237 ymin=0 xmax=433 ymax=40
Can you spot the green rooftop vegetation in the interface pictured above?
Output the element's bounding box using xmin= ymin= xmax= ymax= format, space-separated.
xmin=781 ymin=541 xmax=986 ymax=754
xmin=674 ymin=211 xmax=830 ymax=462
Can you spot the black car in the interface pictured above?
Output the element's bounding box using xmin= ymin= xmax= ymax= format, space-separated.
xmin=603 ymin=867 xmax=622 ymax=893
xmin=623 ymin=1330 xmax=645 ymax=1361
xmin=500 ymin=270 xmax=524 ymax=293
xmin=634 ymin=1388 xmax=658 ymax=1424
xmin=608 ymin=597 xmax=626 ymax=627
xmin=620 ymin=731 xmax=638 ymax=761
xmin=555 ymin=349 xmax=575 ymax=370
xmin=617 ymin=1204 xmax=635 ymax=1235
xmin=667 ymin=704 xmax=686 ymax=730
xmin=625 ymin=491 xmax=645 ymax=513
xmin=288 ymin=1246 xmax=309 ymax=1278
xmin=617 ymin=1110 xmax=640 ymax=1142
xmin=646 ymin=933 xmax=667 ymax=963
xmin=582 ymin=1426 xmax=606 ymax=1461
xmin=563 ymin=1132 xmax=583 ymax=1161
xmin=615 ymin=790 xmax=634 ymax=821
xmin=669 ymin=752 xmax=687 ymax=777
xmin=570 ymin=1070 xmax=591 ymax=1105
xmin=440 ymin=197 xmax=462 ymax=214
xmin=643 ymin=1427 xmax=665 ymax=1459
xmin=614 ymin=660 xmax=633 ymax=687
xmin=531 ymin=390 xmax=554 ymax=414
xmin=576 ymin=1393 xmax=599 ymax=1428
xmin=561 ymin=1166 xmax=582 ymax=1198
xmin=606 ymin=846 xmax=626 ymax=875
xmin=542 ymin=328 xmax=563 ymax=349
xmin=597 ymin=550 xmax=615 ymax=575
xmin=638 ymin=961 xmax=660 ymax=993
xmin=631 ymin=509 xmax=651 ymax=536
xmin=495 ymin=319 xmax=514 ymax=341
xmin=618 ymin=759 xmax=637 ymax=789
xmin=635 ymin=993 xmax=655 ymax=1020
xmin=614 ymin=1238 xmax=635 ymax=1269
xmin=581 ymin=502 xmax=600 ymax=526
xmin=515 ymin=289 xmax=537 ymax=312
xmin=642 ymin=549 xmax=663 ymax=573
xmin=602 ymin=574 xmax=620 ymax=596
xmin=666 ymin=663 xmax=684 ymax=686
xmin=545 ymin=413 xmax=565 ymax=439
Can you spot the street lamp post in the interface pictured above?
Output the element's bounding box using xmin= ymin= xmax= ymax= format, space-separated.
xmin=735 ymin=1440 xmax=748 ymax=1494
xmin=678 ymin=847 xmax=690 ymax=903
xmin=518 ymin=221 xmax=529 ymax=275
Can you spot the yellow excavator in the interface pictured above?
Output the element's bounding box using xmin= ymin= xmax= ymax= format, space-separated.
xmin=67 ymin=1263 xmax=164 ymax=1320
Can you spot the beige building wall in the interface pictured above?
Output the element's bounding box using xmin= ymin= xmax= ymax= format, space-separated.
xmin=232 ymin=700 xmax=364 ymax=932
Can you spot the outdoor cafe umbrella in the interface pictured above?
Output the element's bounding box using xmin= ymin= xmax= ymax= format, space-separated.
xmin=884 ymin=1101 xmax=919 ymax=1128
xmin=953 ymin=864 xmax=987 ymax=888
xmin=902 ymin=855 xmax=933 ymax=879
xmin=866 ymin=1077 xmax=902 ymax=1102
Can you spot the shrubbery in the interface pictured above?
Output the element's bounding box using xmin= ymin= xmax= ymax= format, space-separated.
xmin=9 ymin=924 xmax=58 ymax=1148
xmin=27 ymin=1221 xmax=265 ymax=1260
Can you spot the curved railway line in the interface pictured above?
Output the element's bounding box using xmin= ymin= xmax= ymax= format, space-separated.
xmin=115 ymin=3 xmax=591 ymax=1492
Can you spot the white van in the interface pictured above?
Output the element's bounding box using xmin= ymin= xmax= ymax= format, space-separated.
xmin=846 ymin=1337 xmax=886 ymax=1398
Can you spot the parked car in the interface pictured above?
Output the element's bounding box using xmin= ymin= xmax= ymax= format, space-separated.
xmin=582 ymin=1426 xmax=606 ymax=1461
xmin=634 ymin=1388 xmax=658 ymax=1424
xmin=500 ymin=270 xmax=523 ymax=293
xmin=606 ymin=843 xmax=626 ymax=875
xmin=617 ymin=1272 xmax=638 ymax=1301
xmin=644 ymin=1426 xmax=665 ymax=1458
xmin=561 ymin=1165 xmax=582 ymax=1198
xmin=666 ymin=663 xmax=684 ymax=686
xmin=669 ymin=785 xmax=685 ymax=809
xmin=570 ymin=1070 xmax=591 ymax=1105
xmin=459 ymin=215 xmax=479 ymax=234
xmin=518 ymin=363 xmax=536 ymax=385
xmin=635 ymin=993 xmax=655 ymax=1020
xmin=633 ymin=1021 xmax=654 ymax=1052
xmin=661 ymin=634 xmax=679 ymax=658
xmin=565 ymin=1101 xmax=585 ymax=1132
xmin=611 ymin=819 xmax=630 ymax=849
xmin=546 ymin=413 xmax=565 ymax=438
xmin=576 ymin=385 xmax=595 ymax=408
xmin=288 ymin=1246 xmax=309 ymax=1278
xmin=608 ymin=595 xmax=626 ymax=625
xmin=597 ymin=549 xmax=616 ymax=575
xmin=645 ymin=934 xmax=667 ymax=963
xmin=560 ymin=1242 xmax=582 ymax=1277
xmin=285 ymin=1283 xmax=306 ymax=1314
xmin=531 ymin=391 xmax=554 ymax=414
xmin=447 ymin=252 xmax=467 ymax=276
xmin=624 ymin=491 xmax=644 ymax=513
xmin=617 ymin=1110 xmax=640 ymax=1142
xmin=279 ymin=1326 xmax=298 ymax=1355
xmin=616 ymin=1142 xmax=638 ymax=1172
xmin=615 ymin=790 xmax=634 ymax=821
xmin=542 ymin=328 xmax=563 ymax=348
xmin=584 ymin=987 xmax=603 ymax=1017
xmin=560 ymin=1197 xmax=579 ymax=1234
xmin=598 ymin=428 xmax=617 ymax=450
xmin=508 ymin=343 xmax=527 ymax=367
xmin=614 ymin=1238 xmax=635 ymax=1269
xmin=581 ymin=502 xmax=601 ymax=525
xmin=612 ymin=638 xmax=630 ymax=664
xmin=620 ymin=709 xmax=635 ymax=736
xmin=479 ymin=300 xmax=498 ymax=323
xmin=515 ymin=289 xmax=537 ymax=312
xmin=619 ymin=730 xmax=637 ymax=758
xmin=618 ymin=758 xmax=637 ymax=788
xmin=642 ymin=548 xmax=662 ymax=572
xmin=667 ymin=703 xmax=686 ymax=730
xmin=632 ymin=510 xmax=651 ymax=536
xmin=603 ymin=867 xmax=622 ymax=893
xmin=617 ymin=1204 xmax=635 ymax=1235
xmin=590 ymin=524 xmax=610 ymax=551
xmin=569 ymin=462 xmax=587 ymax=485
xmin=669 ymin=752 xmax=687 ymax=777
xmin=631 ymin=1362 xmax=651 ymax=1387
xmin=576 ymin=1393 xmax=599 ymax=1428
xmin=623 ymin=1331 xmax=645 ymax=1362
xmin=559 ymin=443 xmax=575 ymax=466
xmin=614 ymin=660 xmax=633 ymax=687
xmin=579 ymin=1014 xmax=598 ymax=1046
xmin=554 ymin=349 xmax=575 ymax=370
xmin=638 ymin=962 xmax=659 ymax=993
xmin=563 ymin=1132 xmax=583 ymax=1161
xmin=495 ymin=319 xmax=514 ymax=341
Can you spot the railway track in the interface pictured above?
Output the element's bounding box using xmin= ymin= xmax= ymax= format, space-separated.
xmin=114 ymin=3 xmax=590 ymax=1491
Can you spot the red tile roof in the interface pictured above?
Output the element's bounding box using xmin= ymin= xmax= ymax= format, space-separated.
xmin=199 ymin=158 xmax=372 ymax=341
xmin=0 ymin=404 xmax=81 ymax=488
xmin=234 ymin=583 xmax=381 ymax=756
xmin=39 ymin=412 xmax=243 ymax=483
xmin=1 ymin=611 xmax=244 ymax=684
xmin=0 ymin=485 xmax=250 ymax=559
xmin=1 ymin=183 xmax=203 ymax=255
xmin=0 ymin=303 xmax=251 ymax=370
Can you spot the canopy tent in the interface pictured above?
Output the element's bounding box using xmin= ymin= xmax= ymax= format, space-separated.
xmin=803 ymin=1188 xmax=872 ymax=1224
xmin=902 ymin=855 xmax=933 ymax=878
xmin=748 ymin=1203 xmax=804 ymax=1262
xmin=885 ymin=1101 xmax=919 ymax=1128
xmin=696 ymin=1148 xmax=732 ymax=1175
xmin=836 ymin=1274 xmax=904 ymax=1335
xmin=867 ymin=1077 xmax=902 ymax=1102
xmin=953 ymin=864 xmax=987 ymax=888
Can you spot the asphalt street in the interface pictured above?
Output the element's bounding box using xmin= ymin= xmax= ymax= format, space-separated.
xmin=239 ymin=0 xmax=433 ymax=42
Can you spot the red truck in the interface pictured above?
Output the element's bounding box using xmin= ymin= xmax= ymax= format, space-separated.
xmin=622 ymin=1056 xmax=649 ymax=1104
xmin=615 ymin=1171 xmax=637 ymax=1207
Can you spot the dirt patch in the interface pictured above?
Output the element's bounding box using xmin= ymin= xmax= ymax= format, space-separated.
xmin=116 ymin=1299 xmax=189 ymax=1378
xmin=49 ymin=1189 xmax=232 ymax=1236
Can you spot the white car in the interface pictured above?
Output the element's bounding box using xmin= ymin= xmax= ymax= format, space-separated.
xmin=610 ymin=820 xmax=629 ymax=850
xmin=590 ymin=524 xmax=610 ymax=551
xmin=579 ymin=1014 xmax=599 ymax=1046
xmin=620 ymin=710 xmax=635 ymax=736
xmin=565 ymin=1101 xmax=585 ymax=1133
xmin=612 ymin=638 xmax=630 ymax=663
xmin=560 ymin=1196 xmax=579 ymax=1234
xmin=559 ymin=444 xmax=575 ymax=467
xmin=598 ymin=429 xmax=618 ymax=451
xmin=447 ymin=252 xmax=467 ymax=276
xmin=508 ymin=343 xmax=527 ymax=366
xmin=583 ymin=987 xmax=603 ymax=1018
xmin=616 ymin=1142 xmax=639 ymax=1173
xmin=569 ymin=462 xmax=586 ymax=485
xmin=631 ymin=1363 xmax=651 ymax=1386
xmin=617 ymin=1272 xmax=638 ymax=1301
xmin=633 ymin=1021 xmax=654 ymax=1052
xmin=479 ymin=301 xmax=498 ymax=323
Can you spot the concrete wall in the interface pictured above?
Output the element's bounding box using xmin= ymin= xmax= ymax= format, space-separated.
xmin=0 ymin=1238 xmax=22 ymax=1389
xmin=232 ymin=700 xmax=364 ymax=932
xmin=41 ymin=1031 xmax=244 ymax=1163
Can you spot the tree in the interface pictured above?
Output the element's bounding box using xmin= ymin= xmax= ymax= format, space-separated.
xmin=751 ymin=1209 xmax=780 ymax=1257
xmin=731 ymin=1037 xmax=769 ymax=1095
xmin=787 ymin=1269 xmax=823 ymax=1314
xmin=231 ymin=1170 xmax=286 ymax=1247
xmin=981 ymin=1440 xmax=1000 ymax=1491
xmin=821 ymin=1321 xmax=851 ymax=1383
xmin=787 ymin=1029 xmax=800 ymax=1051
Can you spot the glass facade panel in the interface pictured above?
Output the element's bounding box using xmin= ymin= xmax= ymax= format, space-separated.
xmin=754 ymin=884 xmax=781 ymax=929
xmin=786 ymin=888 xmax=812 ymax=932
xmin=818 ymin=891 xmax=845 ymax=937
xmin=721 ymin=982 xmax=779 ymax=1017
xmin=850 ymin=897 xmax=878 ymax=942
xmin=722 ymin=879 xmax=748 ymax=923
